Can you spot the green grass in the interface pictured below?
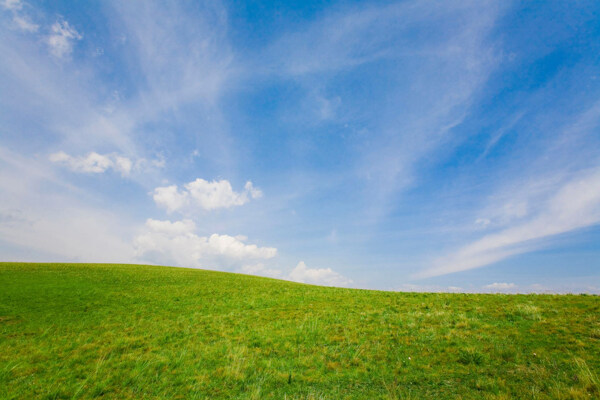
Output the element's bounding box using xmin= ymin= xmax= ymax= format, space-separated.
xmin=0 ymin=262 xmax=599 ymax=399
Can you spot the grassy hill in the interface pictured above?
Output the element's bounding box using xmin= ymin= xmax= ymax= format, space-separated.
xmin=0 ymin=263 xmax=598 ymax=399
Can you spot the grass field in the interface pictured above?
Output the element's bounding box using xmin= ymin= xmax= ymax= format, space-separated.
xmin=0 ymin=262 xmax=599 ymax=399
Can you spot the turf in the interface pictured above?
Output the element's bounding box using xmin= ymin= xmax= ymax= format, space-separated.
xmin=0 ymin=263 xmax=599 ymax=399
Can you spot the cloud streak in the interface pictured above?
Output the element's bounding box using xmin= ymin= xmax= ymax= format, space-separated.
xmin=50 ymin=151 xmax=133 ymax=176
xmin=1 ymin=0 xmax=21 ymax=11
xmin=420 ymin=167 xmax=600 ymax=278
xmin=49 ymin=151 xmax=164 ymax=178
xmin=260 ymin=0 xmax=507 ymax=225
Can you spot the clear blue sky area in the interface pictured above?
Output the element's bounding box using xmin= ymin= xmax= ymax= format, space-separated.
xmin=1 ymin=0 xmax=599 ymax=292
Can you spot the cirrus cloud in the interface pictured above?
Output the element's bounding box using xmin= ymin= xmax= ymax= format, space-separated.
xmin=46 ymin=20 xmax=82 ymax=58
xmin=419 ymin=167 xmax=600 ymax=278
xmin=49 ymin=151 xmax=163 ymax=177
xmin=2 ymin=0 xmax=39 ymax=33
xmin=50 ymin=151 xmax=133 ymax=176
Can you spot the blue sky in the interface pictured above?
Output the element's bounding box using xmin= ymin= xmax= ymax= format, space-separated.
xmin=1 ymin=0 xmax=599 ymax=293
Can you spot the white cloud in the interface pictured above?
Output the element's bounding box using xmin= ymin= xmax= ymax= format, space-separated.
xmin=49 ymin=151 xmax=134 ymax=176
xmin=396 ymin=283 xmax=464 ymax=293
xmin=527 ymin=283 xmax=550 ymax=293
xmin=1 ymin=0 xmax=21 ymax=10
xmin=145 ymin=218 xmax=195 ymax=237
xmin=12 ymin=15 xmax=38 ymax=32
xmin=1 ymin=2 xmax=230 ymax=164
xmin=237 ymin=261 xmax=352 ymax=288
xmin=152 ymin=185 xmax=189 ymax=213
xmin=238 ymin=263 xmax=283 ymax=279
xmin=475 ymin=218 xmax=491 ymax=227
xmin=420 ymin=167 xmax=600 ymax=278
xmin=133 ymin=218 xmax=277 ymax=269
xmin=0 ymin=146 xmax=137 ymax=263
xmin=47 ymin=20 xmax=82 ymax=58
xmin=483 ymin=282 xmax=516 ymax=291
xmin=113 ymin=155 xmax=132 ymax=175
xmin=2 ymin=0 xmax=38 ymax=33
xmin=152 ymin=178 xmax=262 ymax=212
xmin=0 ymin=205 xmax=135 ymax=263
xmin=186 ymin=179 xmax=262 ymax=210
xmin=289 ymin=261 xmax=352 ymax=287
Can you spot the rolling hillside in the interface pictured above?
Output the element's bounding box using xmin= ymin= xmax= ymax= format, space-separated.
xmin=0 ymin=263 xmax=598 ymax=399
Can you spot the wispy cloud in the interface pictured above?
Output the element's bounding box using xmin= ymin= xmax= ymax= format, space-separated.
xmin=420 ymin=167 xmax=600 ymax=278
xmin=12 ymin=14 xmax=37 ymax=32
xmin=260 ymin=0 xmax=507 ymax=224
xmin=49 ymin=151 xmax=163 ymax=177
xmin=1 ymin=0 xmax=21 ymax=10
xmin=266 ymin=1 xmax=502 ymax=76
xmin=1 ymin=0 xmax=598 ymax=293
xmin=50 ymin=151 xmax=132 ymax=176
xmin=1 ymin=0 xmax=38 ymax=33
xmin=0 ymin=1 xmax=246 ymax=270
xmin=108 ymin=1 xmax=233 ymax=108
xmin=0 ymin=18 xmax=138 ymax=156
xmin=355 ymin=3 xmax=504 ymax=217
xmin=2 ymin=0 xmax=236 ymax=164
xmin=46 ymin=20 xmax=82 ymax=58
xmin=414 ymin=92 xmax=600 ymax=280
xmin=99 ymin=0 xmax=238 ymax=173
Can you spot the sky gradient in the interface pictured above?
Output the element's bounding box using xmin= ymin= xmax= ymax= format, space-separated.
xmin=1 ymin=0 xmax=600 ymax=293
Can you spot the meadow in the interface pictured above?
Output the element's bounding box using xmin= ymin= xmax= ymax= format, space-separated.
xmin=0 ymin=262 xmax=598 ymax=399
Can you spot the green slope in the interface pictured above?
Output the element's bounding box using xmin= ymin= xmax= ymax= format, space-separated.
xmin=0 ymin=262 xmax=598 ymax=399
